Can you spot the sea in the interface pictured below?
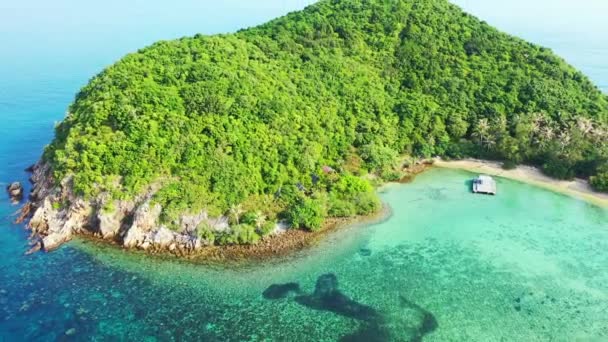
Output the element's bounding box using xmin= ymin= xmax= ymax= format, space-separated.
xmin=1 ymin=0 xmax=607 ymax=340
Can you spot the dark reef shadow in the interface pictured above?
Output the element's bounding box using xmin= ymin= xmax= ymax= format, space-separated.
xmin=262 ymin=282 xmax=301 ymax=299
xmin=262 ymin=273 xmax=438 ymax=341
xmin=294 ymin=273 xmax=378 ymax=322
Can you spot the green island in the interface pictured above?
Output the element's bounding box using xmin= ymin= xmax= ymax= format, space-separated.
xmin=22 ymin=0 xmax=608 ymax=255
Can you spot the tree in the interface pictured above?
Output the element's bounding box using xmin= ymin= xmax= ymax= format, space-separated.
xmin=472 ymin=118 xmax=495 ymax=150
xmin=229 ymin=204 xmax=244 ymax=225
xmin=253 ymin=211 xmax=267 ymax=230
xmin=287 ymin=198 xmax=325 ymax=232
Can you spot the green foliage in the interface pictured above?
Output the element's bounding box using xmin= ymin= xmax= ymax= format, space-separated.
xmin=44 ymin=0 xmax=608 ymax=231
xmin=353 ymin=192 xmax=382 ymax=216
xmin=196 ymin=222 xmax=216 ymax=245
xmin=287 ymin=198 xmax=326 ymax=232
xmin=590 ymin=166 xmax=608 ymax=192
xmin=217 ymin=224 xmax=260 ymax=245
xmin=259 ymin=220 xmax=277 ymax=237
xmin=327 ymin=196 xmax=357 ymax=217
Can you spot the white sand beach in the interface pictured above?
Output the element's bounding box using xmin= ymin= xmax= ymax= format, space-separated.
xmin=434 ymin=158 xmax=608 ymax=208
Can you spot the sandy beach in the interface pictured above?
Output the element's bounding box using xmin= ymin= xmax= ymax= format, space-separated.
xmin=434 ymin=158 xmax=608 ymax=208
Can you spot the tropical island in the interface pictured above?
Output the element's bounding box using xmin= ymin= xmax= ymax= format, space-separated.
xmin=18 ymin=0 xmax=608 ymax=256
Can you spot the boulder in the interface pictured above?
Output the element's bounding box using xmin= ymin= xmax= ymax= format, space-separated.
xmin=123 ymin=201 xmax=161 ymax=248
xmin=97 ymin=208 xmax=122 ymax=239
xmin=6 ymin=182 xmax=23 ymax=203
xmin=153 ymin=227 xmax=175 ymax=248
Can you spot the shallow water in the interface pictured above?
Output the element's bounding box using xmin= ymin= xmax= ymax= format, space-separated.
xmin=1 ymin=0 xmax=608 ymax=340
xmin=3 ymin=169 xmax=607 ymax=340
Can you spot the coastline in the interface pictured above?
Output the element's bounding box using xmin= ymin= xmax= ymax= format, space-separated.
xmin=433 ymin=158 xmax=608 ymax=208
xmin=74 ymin=204 xmax=392 ymax=264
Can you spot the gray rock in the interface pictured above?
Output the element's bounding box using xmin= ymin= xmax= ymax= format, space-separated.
xmin=153 ymin=227 xmax=175 ymax=248
xmin=6 ymin=182 xmax=23 ymax=203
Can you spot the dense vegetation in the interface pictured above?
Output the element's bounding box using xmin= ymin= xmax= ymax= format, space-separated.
xmin=44 ymin=0 xmax=608 ymax=244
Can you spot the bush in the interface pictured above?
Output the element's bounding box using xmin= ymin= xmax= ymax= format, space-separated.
xmin=542 ymin=159 xmax=575 ymax=180
xmin=196 ymin=223 xmax=216 ymax=245
xmin=590 ymin=172 xmax=608 ymax=192
xmin=332 ymin=174 xmax=373 ymax=197
xmin=502 ymin=160 xmax=518 ymax=170
xmin=359 ymin=143 xmax=398 ymax=172
xmin=258 ymin=220 xmax=277 ymax=236
xmin=240 ymin=212 xmax=258 ymax=226
xmin=327 ymin=197 xmax=356 ymax=218
xmin=353 ymin=192 xmax=381 ymax=216
xmin=380 ymin=169 xmax=403 ymax=182
xmin=287 ymin=198 xmax=326 ymax=232
xmin=217 ymin=224 xmax=260 ymax=245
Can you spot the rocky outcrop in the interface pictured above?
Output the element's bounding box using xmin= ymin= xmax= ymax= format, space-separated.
xmin=18 ymin=161 xmax=218 ymax=255
xmin=6 ymin=182 xmax=23 ymax=204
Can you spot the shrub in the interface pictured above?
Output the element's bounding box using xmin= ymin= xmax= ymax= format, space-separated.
xmin=196 ymin=223 xmax=216 ymax=245
xmin=327 ymin=197 xmax=356 ymax=218
xmin=287 ymin=198 xmax=326 ymax=232
xmin=332 ymin=174 xmax=373 ymax=197
xmin=542 ymin=159 xmax=575 ymax=180
xmin=380 ymin=170 xmax=403 ymax=182
xmin=502 ymin=160 xmax=518 ymax=170
xmin=259 ymin=220 xmax=277 ymax=236
xmin=354 ymin=192 xmax=381 ymax=216
xmin=359 ymin=143 xmax=398 ymax=172
xmin=217 ymin=224 xmax=260 ymax=245
xmin=590 ymin=172 xmax=608 ymax=192
xmin=240 ymin=212 xmax=258 ymax=226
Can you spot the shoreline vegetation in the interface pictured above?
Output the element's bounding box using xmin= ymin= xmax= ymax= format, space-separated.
xmin=46 ymin=157 xmax=606 ymax=263
xmin=12 ymin=0 xmax=608 ymax=259
xmin=77 ymin=204 xmax=392 ymax=264
xmin=434 ymin=159 xmax=608 ymax=208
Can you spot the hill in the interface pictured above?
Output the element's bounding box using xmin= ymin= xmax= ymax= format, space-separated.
xmin=25 ymin=0 xmax=608 ymax=252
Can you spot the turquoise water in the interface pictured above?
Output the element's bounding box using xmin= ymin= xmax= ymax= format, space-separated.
xmin=1 ymin=1 xmax=607 ymax=340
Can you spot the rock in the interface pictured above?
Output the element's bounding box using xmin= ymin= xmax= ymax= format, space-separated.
xmin=6 ymin=182 xmax=23 ymax=203
xmin=153 ymin=227 xmax=175 ymax=248
xmin=271 ymin=221 xmax=289 ymax=235
xmin=123 ymin=201 xmax=161 ymax=248
xmin=42 ymin=232 xmax=70 ymax=251
xmin=15 ymin=202 xmax=33 ymax=224
xmin=97 ymin=207 xmax=122 ymax=239
xmin=132 ymin=201 xmax=162 ymax=231
xmin=179 ymin=211 xmax=208 ymax=232
xmin=25 ymin=240 xmax=42 ymax=255
xmin=28 ymin=197 xmax=92 ymax=251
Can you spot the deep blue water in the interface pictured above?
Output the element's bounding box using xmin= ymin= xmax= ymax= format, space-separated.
xmin=1 ymin=1 xmax=606 ymax=340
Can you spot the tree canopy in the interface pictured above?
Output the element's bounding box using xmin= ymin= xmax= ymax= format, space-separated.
xmin=44 ymin=0 xmax=608 ymax=234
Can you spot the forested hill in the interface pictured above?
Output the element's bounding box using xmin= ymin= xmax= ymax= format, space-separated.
xmin=42 ymin=0 xmax=608 ymax=236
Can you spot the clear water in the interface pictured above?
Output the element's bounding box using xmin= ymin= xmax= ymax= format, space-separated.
xmin=1 ymin=1 xmax=607 ymax=341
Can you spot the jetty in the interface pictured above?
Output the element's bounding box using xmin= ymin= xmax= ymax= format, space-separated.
xmin=472 ymin=175 xmax=497 ymax=195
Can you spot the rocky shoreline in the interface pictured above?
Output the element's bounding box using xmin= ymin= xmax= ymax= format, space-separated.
xmin=14 ymin=161 xmax=391 ymax=260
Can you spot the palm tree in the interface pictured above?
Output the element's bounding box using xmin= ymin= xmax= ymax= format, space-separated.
xmin=253 ymin=211 xmax=267 ymax=230
xmin=472 ymin=118 xmax=491 ymax=149
xmin=531 ymin=112 xmax=546 ymax=134
xmin=229 ymin=204 xmax=244 ymax=225
xmin=558 ymin=131 xmax=571 ymax=151
xmin=576 ymin=117 xmax=594 ymax=136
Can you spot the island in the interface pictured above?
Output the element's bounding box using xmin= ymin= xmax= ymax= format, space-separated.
xmin=18 ymin=0 xmax=608 ymax=256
